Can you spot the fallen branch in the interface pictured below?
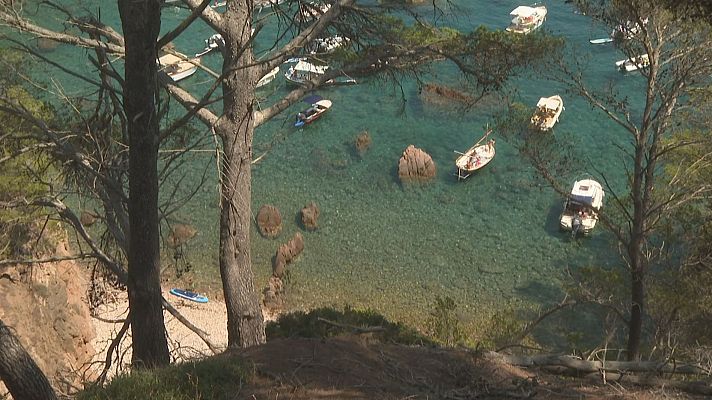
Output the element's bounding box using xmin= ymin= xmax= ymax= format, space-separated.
xmin=489 ymin=352 xmax=712 ymax=376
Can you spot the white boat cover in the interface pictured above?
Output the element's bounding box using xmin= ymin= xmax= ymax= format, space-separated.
xmin=570 ymin=179 xmax=604 ymax=210
xmin=293 ymin=60 xmax=329 ymax=74
xmin=536 ymin=96 xmax=561 ymax=110
xmin=510 ymin=6 xmax=538 ymax=17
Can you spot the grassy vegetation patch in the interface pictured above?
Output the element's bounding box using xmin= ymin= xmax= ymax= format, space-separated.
xmin=78 ymin=355 xmax=251 ymax=400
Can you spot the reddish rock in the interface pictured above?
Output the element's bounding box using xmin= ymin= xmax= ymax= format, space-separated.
xmin=272 ymin=233 xmax=304 ymax=278
xmin=398 ymin=145 xmax=436 ymax=182
xmin=262 ymin=275 xmax=285 ymax=311
xmin=256 ymin=204 xmax=282 ymax=238
xmin=300 ymin=202 xmax=320 ymax=231
xmin=354 ymin=131 xmax=372 ymax=154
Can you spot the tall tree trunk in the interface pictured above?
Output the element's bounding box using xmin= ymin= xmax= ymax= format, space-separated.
xmin=118 ymin=0 xmax=170 ymax=367
xmin=218 ymin=2 xmax=266 ymax=348
xmin=0 ymin=320 xmax=57 ymax=400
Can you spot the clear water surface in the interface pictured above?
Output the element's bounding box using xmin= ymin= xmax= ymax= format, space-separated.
xmin=15 ymin=0 xmax=647 ymax=337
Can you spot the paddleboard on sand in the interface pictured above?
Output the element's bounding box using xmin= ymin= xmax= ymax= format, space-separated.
xmin=169 ymin=288 xmax=209 ymax=303
xmin=590 ymin=38 xmax=613 ymax=44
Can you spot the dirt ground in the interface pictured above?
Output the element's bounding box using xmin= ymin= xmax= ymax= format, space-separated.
xmin=232 ymin=335 xmax=704 ymax=400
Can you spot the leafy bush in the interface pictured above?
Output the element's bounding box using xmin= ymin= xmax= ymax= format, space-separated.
xmin=78 ymin=356 xmax=251 ymax=400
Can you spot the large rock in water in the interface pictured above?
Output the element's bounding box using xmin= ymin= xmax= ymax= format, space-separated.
xmin=256 ymin=204 xmax=282 ymax=238
xmin=272 ymin=233 xmax=304 ymax=278
xmin=398 ymin=145 xmax=436 ymax=182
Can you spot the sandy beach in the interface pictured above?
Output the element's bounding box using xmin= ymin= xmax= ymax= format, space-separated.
xmin=91 ymin=288 xmax=230 ymax=376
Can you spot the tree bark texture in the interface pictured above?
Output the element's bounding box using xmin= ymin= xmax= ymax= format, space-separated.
xmin=118 ymin=0 xmax=170 ymax=367
xmin=0 ymin=320 xmax=58 ymax=400
xmin=218 ymin=2 xmax=266 ymax=348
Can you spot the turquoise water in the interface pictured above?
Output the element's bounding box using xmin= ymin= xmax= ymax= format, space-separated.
xmin=14 ymin=1 xmax=647 ymax=333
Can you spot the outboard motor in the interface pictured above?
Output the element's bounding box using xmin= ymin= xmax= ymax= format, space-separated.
xmin=572 ymin=213 xmax=582 ymax=238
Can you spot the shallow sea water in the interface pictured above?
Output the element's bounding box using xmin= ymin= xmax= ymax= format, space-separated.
xmin=16 ymin=0 xmax=649 ymax=335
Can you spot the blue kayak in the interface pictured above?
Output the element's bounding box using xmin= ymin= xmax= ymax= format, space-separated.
xmin=169 ymin=288 xmax=209 ymax=303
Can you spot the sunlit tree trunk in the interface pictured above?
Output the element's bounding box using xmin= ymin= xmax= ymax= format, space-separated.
xmin=218 ymin=1 xmax=266 ymax=347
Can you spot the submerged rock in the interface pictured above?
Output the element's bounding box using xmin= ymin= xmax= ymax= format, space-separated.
xmin=354 ymin=131 xmax=372 ymax=154
xmin=300 ymin=202 xmax=320 ymax=231
xmin=420 ymin=83 xmax=475 ymax=105
xmin=272 ymin=233 xmax=304 ymax=278
xmin=256 ymin=204 xmax=283 ymax=239
xmin=398 ymin=145 xmax=436 ymax=182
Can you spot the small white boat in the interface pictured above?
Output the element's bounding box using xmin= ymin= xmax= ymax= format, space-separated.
xmin=257 ymin=66 xmax=280 ymax=88
xmin=506 ymin=5 xmax=547 ymax=34
xmin=306 ymin=36 xmax=350 ymax=55
xmin=295 ymin=96 xmax=332 ymax=128
xmin=212 ymin=0 xmax=285 ymax=12
xmin=284 ymin=60 xmax=356 ymax=86
xmin=560 ymin=179 xmax=605 ymax=236
xmin=615 ymin=54 xmax=649 ymax=72
xmin=195 ymin=33 xmax=224 ymax=57
xmin=454 ymin=130 xmax=495 ymax=180
xmin=158 ymin=52 xmax=199 ymax=82
xmin=530 ymin=95 xmax=564 ymax=131
xmin=589 ymin=37 xmax=613 ymax=45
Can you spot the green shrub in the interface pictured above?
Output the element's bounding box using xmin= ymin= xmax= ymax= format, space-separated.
xmin=426 ymin=296 xmax=464 ymax=347
xmin=78 ymin=356 xmax=251 ymax=400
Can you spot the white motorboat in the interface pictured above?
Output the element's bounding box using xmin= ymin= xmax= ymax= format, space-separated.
xmin=560 ymin=179 xmax=605 ymax=236
xmin=284 ymin=60 xmax=356 ymax=86
xmin=530 ymin=95 xmax=564 ymax=131
xmin=506 ymin=5 xmax=547 ymax=34
xmin=158 ymin=52 xmax=199 ymax=82
xmin=615 ymin=54 xmax=649 ymax=72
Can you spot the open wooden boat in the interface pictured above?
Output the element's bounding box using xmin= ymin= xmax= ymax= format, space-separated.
xmin=530 ymin=95 xmax=564 ymax=131
xmin=295 ymin=95 xmax=332 ymax=128
xmin=454 ymin=130 xmax=495 ymax=180
xmin=158 ymin=52 xmax=199 ymax=82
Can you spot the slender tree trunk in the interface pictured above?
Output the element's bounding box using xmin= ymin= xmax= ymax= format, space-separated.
xmin=0 ymin=320 xmax=57 ymax=400
xmin=218 ymin=2 xmax=266 ymax=347
xmin=628 ymin=268 xmax=644 ymax=360
xmin=626 ymin=135 xmax=647 ymax=361
xmin=118 ymin=0 xmax=170 ymax=367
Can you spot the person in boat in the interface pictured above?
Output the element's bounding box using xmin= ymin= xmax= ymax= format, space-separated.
xmin=487 ymin=139 xmax=495 ymax=152
xmin=465 ymin=157 xmax=474 ymax=169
